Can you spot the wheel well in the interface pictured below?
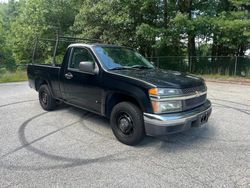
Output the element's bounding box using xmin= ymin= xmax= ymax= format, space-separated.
xmin=105 ymin=93 xmax=143 ymax=119
xmin=35 ymin=78 xmax=48 ymax=91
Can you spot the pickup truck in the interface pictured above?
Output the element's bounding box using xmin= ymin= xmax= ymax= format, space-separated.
xmin=27 ymin=43 xmax=212 ymax=145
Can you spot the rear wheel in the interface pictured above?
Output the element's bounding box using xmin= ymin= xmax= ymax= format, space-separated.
xmin=38 ymin=85 xmax=57 ymax=111
xmin=110 ymin=102 xmax=145 ymax=146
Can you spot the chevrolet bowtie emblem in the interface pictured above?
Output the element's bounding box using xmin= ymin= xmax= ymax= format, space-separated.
xmin=195 ymin=91 xmax=201 ymax=97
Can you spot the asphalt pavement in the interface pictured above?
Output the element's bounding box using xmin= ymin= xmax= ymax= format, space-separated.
xmin=0 ymin=81 xmax=249 ymax=188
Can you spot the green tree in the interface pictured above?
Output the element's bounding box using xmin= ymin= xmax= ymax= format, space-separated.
xmin=10 ymin=0 xmax=78 ymax=65
xmin=0 ymin=14 xmax=5 ymax=67
xmin=73 ymin=0 xmax=167 ymax=57
xmin=0 ymin=2 xmax=16 ymax=71
xmin=73 ymin=1 xmax=135 ymax=48
xmin=208 ymin=0 xmax=250 ymax=56
xmin=0 ymin=0 xmax=249 ymax=70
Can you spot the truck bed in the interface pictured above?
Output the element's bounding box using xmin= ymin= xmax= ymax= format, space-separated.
xmin=27 ymin=64 xmax=62 ymax=98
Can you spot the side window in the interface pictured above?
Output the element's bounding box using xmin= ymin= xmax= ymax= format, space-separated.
xmin=69 ymin=48 xmax=95 ymax=70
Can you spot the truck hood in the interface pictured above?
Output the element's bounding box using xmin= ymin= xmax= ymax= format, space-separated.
xmin=112 ymin=69 xmax=204 ymax=88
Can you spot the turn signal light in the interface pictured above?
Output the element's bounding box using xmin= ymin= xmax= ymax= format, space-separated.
xmin=149 ymin=88 xmax=158 ymax=95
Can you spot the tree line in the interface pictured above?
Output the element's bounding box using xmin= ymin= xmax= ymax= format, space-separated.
xmin=0 ymin=0 xmax=249 ymax=71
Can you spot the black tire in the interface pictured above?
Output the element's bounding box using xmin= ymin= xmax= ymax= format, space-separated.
xmin=110 ymin=102 xmax=145 ymax=146
xmin=38 ymin=84 xmax=57 ymax=111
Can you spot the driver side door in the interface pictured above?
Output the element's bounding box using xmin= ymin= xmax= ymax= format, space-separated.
xmin=61 ymin=47 xmax=102 ymax=114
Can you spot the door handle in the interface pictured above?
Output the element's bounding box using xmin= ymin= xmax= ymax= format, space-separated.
xmin=65 ymin=72 xmax=73 ymax=79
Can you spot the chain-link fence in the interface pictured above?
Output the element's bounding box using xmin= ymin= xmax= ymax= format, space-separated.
xmin=148 ymin=56 xmax=250 ymax=77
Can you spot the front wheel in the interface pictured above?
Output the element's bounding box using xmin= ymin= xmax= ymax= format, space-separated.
xmin=38 ymin=84 xmax=57 ymax=111
xmin=110 ymin=102 xmax=145 ymax=146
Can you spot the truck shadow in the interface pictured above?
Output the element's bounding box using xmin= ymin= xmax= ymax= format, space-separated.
xmin=59 ymin=104 xmax=217 ymax=150
xmin=63 ymin=105 xmax=217 ymax=151
xmin=153 ymin=124 xmax=216 ymax=152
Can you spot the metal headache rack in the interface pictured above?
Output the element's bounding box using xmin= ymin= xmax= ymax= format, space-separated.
xmin=32 ymin=35 xmax=102 ymax=65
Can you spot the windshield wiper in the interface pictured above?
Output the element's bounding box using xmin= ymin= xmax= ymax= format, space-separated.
xmin=109 ymin=66 xmax=132 ymax=70
xmin=131 ymin=65 xmax=153 ymax=69
xmin=109 ymin=65 xmax=153 ymax=71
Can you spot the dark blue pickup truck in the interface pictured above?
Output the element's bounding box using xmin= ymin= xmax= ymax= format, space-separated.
xmin=27 ymin=43 xmax=212 ymax=145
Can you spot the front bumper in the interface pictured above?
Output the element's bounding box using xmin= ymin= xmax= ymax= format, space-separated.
xmin=144 ymin=100 xmax=212 ymax=136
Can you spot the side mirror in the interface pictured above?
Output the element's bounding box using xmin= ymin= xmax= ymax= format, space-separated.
xmin=79 ymin=61 xmax=98 ymax=75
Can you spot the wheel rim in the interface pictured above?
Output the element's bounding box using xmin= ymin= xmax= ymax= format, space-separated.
xmin=41 ymin=91 xmax=48 ymax=105
xmin=117 ymin=112 xmax=134 ymax=135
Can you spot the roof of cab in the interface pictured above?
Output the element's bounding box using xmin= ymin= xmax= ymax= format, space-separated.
xmin=68 ymin=43 xmax=122 ymax=49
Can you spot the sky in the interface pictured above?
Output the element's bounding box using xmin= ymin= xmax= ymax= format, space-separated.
xmin=0 ymin=0 xmax=8 ymax=3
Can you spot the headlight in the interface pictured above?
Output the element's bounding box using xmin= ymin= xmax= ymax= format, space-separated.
xmin=149 ymin=88 xmax=183 ymax=113
xmin=151 ymin=100 xmax=182 ymax=113
xmin=149 ymin=88 xmax=181 ymax=96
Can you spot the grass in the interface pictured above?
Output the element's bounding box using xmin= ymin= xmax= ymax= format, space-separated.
xmin=197 ymin=74 xmax=250 ymax=84
xmin=198 ymin=74 xmax=250 ymax=80
xmin=198 ymin=74 xmax=232 ymax=79
xmin=0 ymin=70 xmax=28 ymax=83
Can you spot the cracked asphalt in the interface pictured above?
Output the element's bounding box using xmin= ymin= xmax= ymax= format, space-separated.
xmin=0 ymin=81 xmax=249 ymax=188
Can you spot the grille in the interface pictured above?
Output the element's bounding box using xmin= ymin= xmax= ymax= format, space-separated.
xmin=183 ymin=94 xmax=207 ymax=111
xmin=181 ymin=85 xmax=206 ymax=95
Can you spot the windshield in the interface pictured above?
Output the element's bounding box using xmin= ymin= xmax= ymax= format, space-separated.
xmin=93 ymin=46 xmax=154 ymax=70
